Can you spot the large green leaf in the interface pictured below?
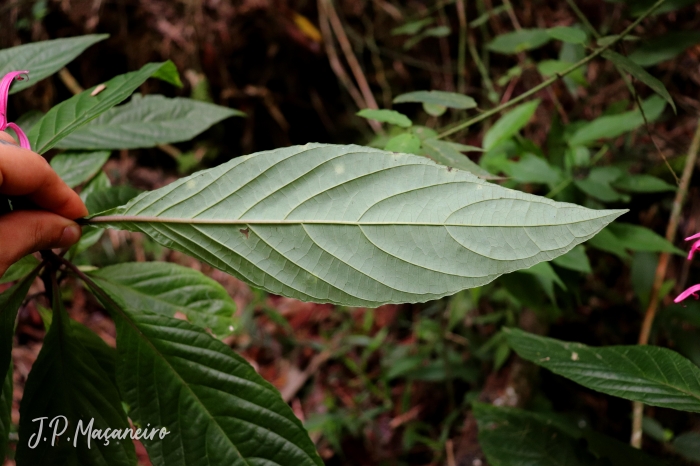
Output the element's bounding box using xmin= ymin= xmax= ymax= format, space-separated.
xmin=86 ymin=185 xmax=142 ymax=215
xmin=607 ymin=222 xmax=683 ymax=255
xmin=27 ymin=61 xmax=180 ymax=154
xmin=0 ymin=35 xmax=108 ymax=94
xmin=547 ymin=27 xmax=587 ymax=44
xmin=0 ymin=254 xmax=40 ymax=284
xmin=15 ymin=284 xmax=135 ymax=466
xmin=50 ymin=151 xmax=110 ymax=188
xmin=90 ymin=144 xmax=624 ymax=307
xmin=87 ymin=279 xmax=322 ymax=466
xmin=601 ymin=50 xmax=676 ymax=113
xmin=504 ymin=328 xmax=700 ymax=412
xmin=88 ymin=262 xmax=237 ymax=337
xmin=569 ymin=95 xmax=665 ymax=146
xmin=483 ymin=100 xmax=540 ymax=151
xmin=474 ymin=403 xmax=664 ymax=466
xmin=55 ymin=94 xmax=244 ymax=150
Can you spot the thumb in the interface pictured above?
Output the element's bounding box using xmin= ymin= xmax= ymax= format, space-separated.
xmin=0 ymin=210 xmax=82 ymax=274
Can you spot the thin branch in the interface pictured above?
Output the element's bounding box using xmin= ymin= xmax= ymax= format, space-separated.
xmin=632 ymin=119 xmax=700 ymax=448
xmin=58 ymin=68 xmax=84 ymax=95
xmin=436 ymin=0 xmax=668 ymax=140
xmin=456 ymin=0 xmax=468 ymax=95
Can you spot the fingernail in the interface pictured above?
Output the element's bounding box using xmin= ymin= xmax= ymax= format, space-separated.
xmin=59 ymin=225 xmax=82 ymax=247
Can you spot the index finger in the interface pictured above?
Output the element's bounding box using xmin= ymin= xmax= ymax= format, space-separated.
xmin=0 ymin=132 xmax=88 ymax=219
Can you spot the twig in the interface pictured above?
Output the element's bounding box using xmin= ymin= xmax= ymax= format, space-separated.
xmin=436 ymin=0 xmax=668 ymax=140
xmin=323 ymin=0 xmax=380 ymax=112
xmin=456 ymin=0 xmax=468 ymax=95
xmin=58 ymin=68 xmax=84 ymax=95
xmin=631 ymin=119 xmax=700 ymax=448
xmin=563 ymin=0 xmax=599 ymax=39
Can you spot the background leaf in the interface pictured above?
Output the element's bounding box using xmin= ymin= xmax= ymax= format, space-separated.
xmin=569 ymin=95 xmax=665 ymax=146
xmin=0 ymin=35 xmax=107 ymax=94
xmin=15 ymin=286 xmax=135 ymax=466
xmin=89 ymin=262 xmax=237 ymax=337
xmin=384 ymin=133 xmax=421 ymax=154
xmin=393 ymin=90 xmax=476 ymax=109
xmin=487 ymin=29 xmax=551 ymax=54
xmin=504 ymin=328 xmax=700 ymax=412
xmin=90 ymin=282 xmax=323 ymax=466
xmin=547 ymin=26 xmax=587 ymax=44
xmin=50 ymin=151 xmax=110 ymax=188
xmin=0 ymin=255 xmax=40 ymax=284
xmin=422 ymin=138 xmax=497 ymax=179
xmin=28 ymin=61 xmax=180 ymax=154
xmin=55 ymin=95 xmax=244 ymax=150
xmin=629 ymin=31 xmax=700 ymax=67
xmin=85 ymin=186 xmax=141 ymax=215
xmin=602 ymin=50 xmax=676 ymax=113
xmin=607 ymin=223 xmax=683 ymax=255
xmin=357 ymin=109 xmax=412 ymax=128
xmin=93 ymin=144 xmax=624 ymax=307
xmin=483 ymin=100 xmax=540 ymax=151
xmin=552 ymin=245 xmax=592 ymax=274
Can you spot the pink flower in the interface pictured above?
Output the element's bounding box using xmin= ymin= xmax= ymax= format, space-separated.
xmin=0 ymin=71 xmax=31 ymax=149
xmin=674 ymin=233 xmax=700 ymax=303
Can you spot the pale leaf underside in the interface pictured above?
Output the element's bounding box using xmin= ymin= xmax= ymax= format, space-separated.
xmin=92 ymin=144 xmax=625 ymax=307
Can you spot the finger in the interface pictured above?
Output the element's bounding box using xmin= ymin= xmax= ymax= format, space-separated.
xmin=0 ymin=133 xmax=87 ymax=219
xmin=0 ymin=210 xmax=82 ymax=273
xmin=0 ymin=132 xmax=18 ymax=146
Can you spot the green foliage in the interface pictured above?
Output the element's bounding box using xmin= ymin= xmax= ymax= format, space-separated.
xmin=629 ymin=31 xmax=700 ymax=67
xmin=28 ymin=62 xmax=181 ymax=154
xmin=505 ymin=328 xmax=700 ymax=412
xmin=357 ymin=109 xmax=412 ymax=127
xmin=384 ymin=133 xmax=421 ymax=154
xmin=487 ymin=29 xmax=551 ymax=54
xmin=92 ymin=144 xmax=623 ymax=307
xmin=88 ymin=262 xmax=237 ymax=337
xmin=0 ymin=35 xmax=107 ymax=93
xmin=50 ymin=151 xmax=110 ymax=188
xmin=55 ymin=95 xmax=244 ymax=150
xmin=421 ymin=138 xmax=496 ymax=179
xmin=393 ymin=90 xmax=477 ymax=110
xmin=15 ymin=285 xmax=136 ymax=466
xmin=92 ymin=283 xmax=323 ymax=466
xmin=483 ymin=100 xmax=540 ymax=151
xmin=547 ymin=26 xmax=587 ymax=44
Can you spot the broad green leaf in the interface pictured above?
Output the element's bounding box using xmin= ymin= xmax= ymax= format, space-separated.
xmin=474 ymin=403 xmax=599 ymax=466
xmin=474 ymin=403 xmax=665 ymax=466
xmin=613 ymin=174 xmax=676 ymax=193
xmin=28 ymin=61 xmax=179 ymax=154
xmin=422 ymin=138 xmax=498 ymax=179
xmin=508 ymin=153 xmax=562 ymax=186
xmin=384 ymin=133 xmax=421 ymax=154
xmin=86 ymin=186 xmax=142 ymax=215
xmin=673 ymin=432 xmax=700 ymax=462
xmin=90 ymin=144 xmax=624 ymax=307
xmin=56 ymin=95 xmax=244 ymax=150
xmin=608 ymin=223 xmax=683 ymax=255
xmin=569 ymin=95 xmax=666 ymax=146
xmin=483 ymin=100 xmax=540 ymax=151
xmin=89 ymin=262 xmax=237 ymax=337
xmin=422 ymin=102 xmax=447 ymax=116
xmin=80 ymin=171 xmax=111 ymax=203
xmin=50 ymin=151 xmax=110 ymax=188
xmin=357 ymin=109 xmax=412 ymax=128
xmin=0 ymin=35 xmax=108 ymax=94
xmin=393 ymin=90 xmax=477 ymax=110
xmin=602 ymin=50 xmax=676 ymax=113
xmin=0 ymin=270 xmax=40 ymax=390
xmin=0 ymin=254 xmax=40 ymax=284
xmin=574 ymin=166 xmax=627 ymax=202
xmin=487 ymin=29 xmax=551 ymax=54
xmin=391 ymin=18 xmax=434 ymax=36
xmin=518 ymin=261 xmax=566 ymax=301
xmin=504 ymin=327 xmax=700 ymax=412
xmin=629 ymin=31 xmax=700 ymax=67
xmin=89 ymin=281 xmax=323 ymax=466
xmin=547 ymin=26 xmax=586 ymax=44
xmin=15 ymin=285 xmax=135 ymax=466
xmin=587 ymin=227 xmax=631 ymax=260
xmin=0 ymin=367 xmax=11 ymax=463
xmin=552 ymin=245 xmax=592 ymax=274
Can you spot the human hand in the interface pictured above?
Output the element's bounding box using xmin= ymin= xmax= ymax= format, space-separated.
xmin=0 ymin=131 xmax=88 ymax=277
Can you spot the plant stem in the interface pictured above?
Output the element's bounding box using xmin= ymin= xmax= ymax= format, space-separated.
xmin=631 ymin=119 xmax=700 ymax=448
xmin=563 ymin=0 xmax=600 ymax=39
xmin=456 ymin=0 xmax=468 ymax=95
xmin=436 ymin=0 xmax=667 ymax=140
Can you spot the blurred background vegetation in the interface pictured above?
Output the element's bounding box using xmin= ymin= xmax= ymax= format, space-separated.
xmin=2 ymin=0 xmax=700 ymax=464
